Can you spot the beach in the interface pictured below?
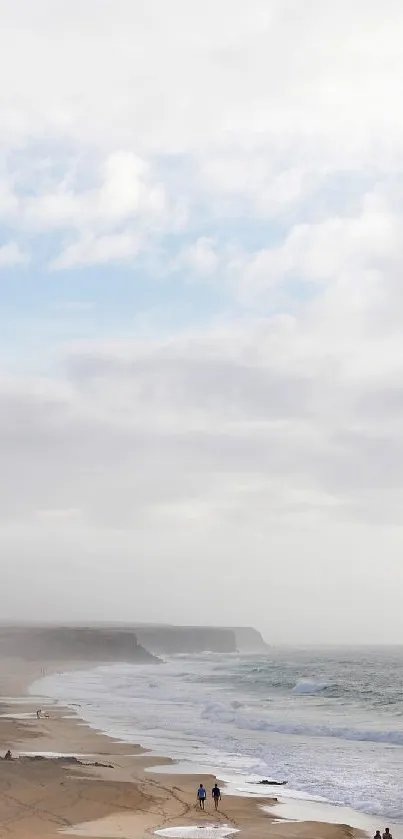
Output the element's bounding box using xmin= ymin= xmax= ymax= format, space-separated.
xmin=0 ymin=656 xmax=365 ymax=839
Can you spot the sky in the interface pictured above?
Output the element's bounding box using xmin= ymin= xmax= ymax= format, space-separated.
xmin=1 ymin=0 xmax=403 ymax=643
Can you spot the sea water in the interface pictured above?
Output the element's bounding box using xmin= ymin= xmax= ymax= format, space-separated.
xmin=32 ymin=647 xmax=403 ymax=823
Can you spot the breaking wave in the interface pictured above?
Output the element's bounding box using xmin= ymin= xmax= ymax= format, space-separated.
xmin=200 ymin=699 xmax=403 ymax=745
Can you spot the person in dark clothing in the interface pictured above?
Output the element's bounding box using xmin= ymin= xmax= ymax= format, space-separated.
xmin=212 ymin=783 xmax=221 ymax=810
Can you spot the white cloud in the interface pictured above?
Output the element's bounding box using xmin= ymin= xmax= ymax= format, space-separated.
xmin=0 ymin=240 xmax=28 ymax=267
xmin=51 ymin=231 xmax=140 ymax=269
xmin=235 ymin=185 xmax=403 ymax=300
xmin=175 ymin=237 xmax=220 ymax=277
xmin=0 ymin=1 xmax=403 ymax=266
xmin=22 ymin=152 xmax=167 ymax=233
xmin=0 ymin=0 xmax=400 ymax=164
xmin=0 ymin=149 xmax=172 ymax=267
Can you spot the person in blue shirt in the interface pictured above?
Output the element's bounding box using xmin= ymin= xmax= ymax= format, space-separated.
xmin=197 ymin=783 xmax=206 ymax=809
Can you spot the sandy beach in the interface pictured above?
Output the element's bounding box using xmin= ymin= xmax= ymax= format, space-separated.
xmin=0 ymin=658 xmax=364 ymax=839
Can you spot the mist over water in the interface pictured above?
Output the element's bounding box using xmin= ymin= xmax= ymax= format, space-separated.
xmin=34 ymin=647 xmax=403 ymax=822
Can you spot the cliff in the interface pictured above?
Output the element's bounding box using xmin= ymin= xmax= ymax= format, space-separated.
xmin=133 ymin=625 xmax=236 ymax=654
xmin=0 ymin=626 xmax=158 ymax=664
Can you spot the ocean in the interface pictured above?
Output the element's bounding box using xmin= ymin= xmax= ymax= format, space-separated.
xmin=32 ymin=647 xmax=403 ymax=827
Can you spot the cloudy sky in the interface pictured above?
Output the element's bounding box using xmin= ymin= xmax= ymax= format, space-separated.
xmin=2 ymin=0 xmax=403 ymax=642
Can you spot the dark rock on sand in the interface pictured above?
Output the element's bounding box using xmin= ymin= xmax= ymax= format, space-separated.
xmin=256 ymin=779 xmax=287 ymax=786
xmin=91 ymin=761 xmax=114 ymax=768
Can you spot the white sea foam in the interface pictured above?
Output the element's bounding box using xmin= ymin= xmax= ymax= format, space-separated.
xmin=155 ymin=825 xmax=238 ymax=838
xmin=200 ymin=699 xmax=403 ymax=745
xmin=228 ymin=784 xmax=327 ymax=802
xmin=292 ymin=680 xmax=328 ymax=695
xmin=0 ymin=712 xmax=37 ymax=719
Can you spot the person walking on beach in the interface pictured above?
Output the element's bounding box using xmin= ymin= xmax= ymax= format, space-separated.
xmin=374 ymin=832 xmax=381 ymax=839
xmin=197 ymin=784 xmax=206 ymax=809
xmin=383 ymin=829 xmax=393 ymax=839
xmin=212 ymin=783 xmax=221 ymax=810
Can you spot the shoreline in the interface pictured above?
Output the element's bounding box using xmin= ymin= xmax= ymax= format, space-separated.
xmin=0 ymin=656 xmax=371 ymax=839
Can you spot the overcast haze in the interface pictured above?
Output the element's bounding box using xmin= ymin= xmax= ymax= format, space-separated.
xmin=1 ymin=0 xmax=403 ymax=643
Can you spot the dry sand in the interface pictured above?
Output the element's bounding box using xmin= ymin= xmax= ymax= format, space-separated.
xmin=0 ymin=657 xmax=364 ymax=839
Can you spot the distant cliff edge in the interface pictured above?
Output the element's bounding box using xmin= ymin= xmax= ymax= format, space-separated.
xmin=231 ymin=626 xmax=269 ymax=653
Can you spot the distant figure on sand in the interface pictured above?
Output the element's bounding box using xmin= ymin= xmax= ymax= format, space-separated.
xmin=197 ymin=784 xmax=206 ymax=809
xmin=212 ymin=783 xmax=221 ymax=810
xmin=383 ymin=830 xmax=392 ymax=839
xmin=36 ymin=709 xmax=41 ymax=719
xmin=374 ymin=832 xmax=381 ymax=839
xmin=4 ymin=750 xmax=12 ymax=760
